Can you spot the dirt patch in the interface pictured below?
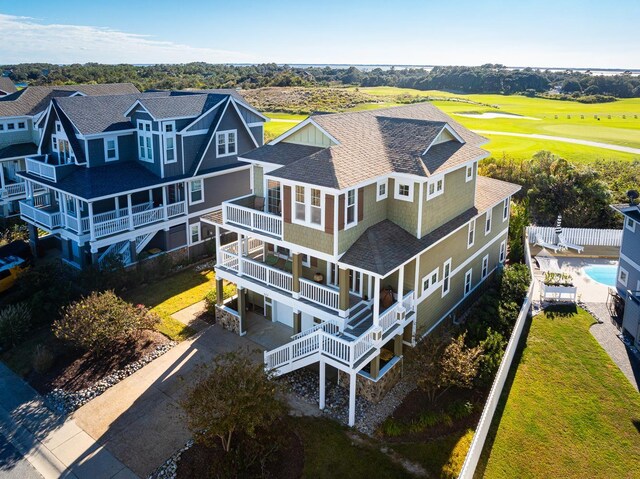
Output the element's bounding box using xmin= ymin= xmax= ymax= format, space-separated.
xmin=177 ymin=428 xmax=303 ymax=479
xmin=28 ymin=330 xmax=168 ymax=394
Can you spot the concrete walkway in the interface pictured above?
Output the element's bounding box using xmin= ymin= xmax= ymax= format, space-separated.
xmin=586 ymin=302 xmax=640 ymax=392
xmin=0 ymin=363 xmax=135 ymax=479
xmin=72 ymin=323 xmax=263 ymax=477
xmin=473 ymin=129 xmax=640 ymax=155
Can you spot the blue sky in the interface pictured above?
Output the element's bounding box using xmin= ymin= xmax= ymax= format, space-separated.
xmin=1 ymin=0 xmax=638 ymax=68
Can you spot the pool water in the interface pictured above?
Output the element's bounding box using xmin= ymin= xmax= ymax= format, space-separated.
xmin=583 ymin=264 xmax=618 ymax=287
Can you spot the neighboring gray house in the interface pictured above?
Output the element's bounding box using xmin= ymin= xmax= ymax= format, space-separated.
xmin=0 ymin=77 xmax=17 ymax=96
xmin=612 ymin=203 xmax=640 ymax=347
xmin=18 ymin=89 xmax=267 ymax=269
xmin=0 ymin=83 xmax=140 ymax=217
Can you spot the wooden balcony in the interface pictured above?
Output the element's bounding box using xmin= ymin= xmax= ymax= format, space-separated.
xmin=25 ymin=155 xmax=75 ymax=183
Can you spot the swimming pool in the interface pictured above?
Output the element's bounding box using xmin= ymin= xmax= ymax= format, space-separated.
xmin=583 ymin=264 xmax=618 ymax=287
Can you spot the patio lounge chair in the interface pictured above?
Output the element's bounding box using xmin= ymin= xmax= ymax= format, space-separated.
xmin=557 ymin=232 xmax=584 ymax=253
xmin=534 ymin=232 xmax=562 ymax=253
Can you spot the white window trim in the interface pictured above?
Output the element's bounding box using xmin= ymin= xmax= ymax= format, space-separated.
xmin=189 ymin=179 xmax=204 ymax=205
xmin=216 ymin=129 xmax=237 ymax=158
xmin=464 ymin=269 xmax=473 ymax=296
xmin=465 ymin=164 xmax=474 ymax=182
xmin=502 ymin=198 xmax=509 ymax=221
xmin=0 ymin=120 xmax=28 ymax=133
xmin=376 ymin=179 xmax=388 ymax=201
xmin=189 ymin=223 xmax=202 ymax=245
xmin=499 ymin=240 xmax=506 ymax=263
xmin=426 ymin=176 xmax=445 ymax=200
xmin=292 ymin=185 xmax=325 ymax=230
xmin=618 ymin=266 xmax=629 ymax=287
xmin=164 ymin=122 xmax=177 ymax=164
xmin=468 ymin=219 xmax=476 ymax=248
xmin=442 ymin=258 xmax=452 ymax=297
xmin=104 ymin=136 xmax=119 ymax=162
xmin=481 ymin=254 xmax=489 ymax=279
xmin=137 ymin=120 xmax=154 ymax=163
xmin=421 ymin=268 xmax=439 ymax=297
xmin=344 ymin=188 xmax=358 ymax=230
xmin=485 ymin=209 xmax=492 ymax=235
xmin=625 ymin=217 xmax=636 ymax=233
xmin=394 ymin=180 xmax=414 ymax=202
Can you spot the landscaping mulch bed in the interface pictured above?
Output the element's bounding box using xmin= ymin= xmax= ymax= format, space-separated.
xmin=176 ymin=429 xmax=304 ymax=479
xmin=28 ymin=330 xmax=168 ymax=395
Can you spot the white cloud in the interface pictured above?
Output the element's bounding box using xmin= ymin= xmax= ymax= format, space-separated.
xmin=0 ymin=14 xmax=252 ymax=64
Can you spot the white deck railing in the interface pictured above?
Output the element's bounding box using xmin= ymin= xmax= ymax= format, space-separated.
xmin=26 ymin=157 xmax=58 ymax=182
xmin=19 ymin=201 xmax=61 ymax=229
xmin=1 ymin=182 xmax=26 ymax=198
xmin=527 ymin=226 xmax=622 ymax=247
xmin=243 ymin=257 xmax=293 ymax=292
xmin=291 ymin=320 xmax=340 ymax=340
xmin=299 ymin=278 xmax=340 ymax=311
xmin=223 ymin=200 xmax=283 ymax=237
xmin=91 ymin=203 xmax=185 ymax=239
xmin=166 ymin=202 xmax=186 ymax=218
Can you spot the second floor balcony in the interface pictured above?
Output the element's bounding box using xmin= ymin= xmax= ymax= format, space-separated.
xmin=25 ymin=155 xmax=76 ymax=183
xmin=222 ymin=194 xmax=283 ymax=239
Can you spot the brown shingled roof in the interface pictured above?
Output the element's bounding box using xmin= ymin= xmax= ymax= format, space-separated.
xmin=263 ymin=103 xmax=489 ymax=189
xmin=339 ymin=176 xmax=521 ymax=276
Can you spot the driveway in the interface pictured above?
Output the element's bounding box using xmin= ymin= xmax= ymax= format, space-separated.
xmin=72 ymin=321 xmax=291 ymax=478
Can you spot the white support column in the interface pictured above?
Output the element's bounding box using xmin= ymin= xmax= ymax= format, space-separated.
xmin=25 ymin=181 xmax=32 ymax=200
xmin=127 ymin=194 xmax=133 ymax=231
xmin=0 ymin=166 xmax=5 ymax=189
xmin=348 ymin=372 xmax=356 ymax=427
xmin=115 ymin=196 xmax=120 ymax=217
xmin=237 ymin=233 xmax=243 ymax=276
xmin=59 ymin=193 xmax=67 ymax=228
xmin=397 ymin=264 xmax=404 ymax=300
xmin=414 ymin=256 xmax=420 ymax=301
xmin=162 ymin=186 xmax=168 ymax=221
xmin=214 ymin=224 xmax=221 ymax=263
xmin=367 ymin=275 xmax=373 ymax=302
xmin=319 ymin=359 xmax=326 ymax=410
xmin=373 ymin=275 xmax=381 ymax=327
xmin=88 ymin=202 xmax=96 ymax=240
xmin=74 ymin=198 xmax=80 ymax=220
xmin=148 ymin=189 xmax=153 ymax=205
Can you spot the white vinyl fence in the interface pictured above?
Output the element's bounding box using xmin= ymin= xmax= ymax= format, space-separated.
xmin=458 ymin=231 xmax=535 ymax=479
xmin=527 ymin=226 xmax=622 ymax=247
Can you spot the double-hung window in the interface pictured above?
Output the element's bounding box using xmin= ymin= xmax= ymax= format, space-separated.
xmin=481 ymin=255 xmax=489 ymax=279
xmin=377 ymin=179 xmax=388 ymax=201
xmin=485 ymin=209 xmax=492 ymax=235
xmin=346 ymin=189 xmax=357 ymax=227
xmin=468 ymin=219 xmax=476 ymax=248
xmin=499 ymin=240 xmax=506 ymax=263
xmin=190 ymin=223 xmax=201 ymax=244
xmin=105 ymin=137 xmax=118 ymax=162
xmin=216 ymin=130 xmax=237 ymax=157
xmin=293 ymin=185 xmax=323 ymax=227
xmin=502 ymin=199 xmax=509 ymax=221
xmin=442 ymin=259 xmax=452 ymax=297
xmin=466 ymin=165 xmax=474 ymax=182
xmin=164 ymin=123 xmax=176 ymax=163
xmin=138 ymin=121 xmax=153 ymax=162
xmin=189 ymin=179 xmax=204 ymax=205
xmin=464 ymin=269 xmax=473 ymax=296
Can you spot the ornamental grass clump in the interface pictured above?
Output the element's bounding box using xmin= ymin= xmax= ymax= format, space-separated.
xmin=53 ymin=290 xmax=159 ymax=353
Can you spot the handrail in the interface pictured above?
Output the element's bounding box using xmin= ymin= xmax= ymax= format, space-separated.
xmin=223 ymin=200 xmax=283 ymax=237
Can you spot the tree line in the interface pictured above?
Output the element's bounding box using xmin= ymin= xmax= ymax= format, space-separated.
xmin=2 ymin=63 xmax=639 ymax=98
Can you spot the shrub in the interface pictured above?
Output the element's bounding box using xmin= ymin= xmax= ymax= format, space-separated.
xmin=32 ymin=345 xmax=55 ymax=374
xmin=380 ymin=418 xmax=404 ymax=437
xmin=204 ymin=282 xmax=237 ymax=315
xmin=53 ymin=291 xmax=159 ymax=353
xmin=478 ymin=328 xmax=507 ymax=385
xmin=447 ymin=400 xmax=474 ymax=420
xmin=0 ymin=302 xmax=31 ymax=349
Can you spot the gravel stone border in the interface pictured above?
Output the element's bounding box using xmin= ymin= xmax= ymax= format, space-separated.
xmin=148 ymin=439 xmax=193 ymax=479
xmin=45 ymin=341 xmax=177 ymax=415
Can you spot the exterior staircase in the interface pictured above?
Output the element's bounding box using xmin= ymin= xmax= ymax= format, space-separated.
xmin=97 ymin=231 xmax=156 ymax=267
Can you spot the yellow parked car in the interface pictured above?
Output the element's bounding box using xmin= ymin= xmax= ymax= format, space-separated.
xmin=0 ymin=255 xmax=27 ymax=293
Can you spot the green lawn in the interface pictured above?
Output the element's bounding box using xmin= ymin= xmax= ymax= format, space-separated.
xmin=482 ymin=307 xmax=640 ymax=479
xmin=124 ymin=266 xmax=216 ymax=340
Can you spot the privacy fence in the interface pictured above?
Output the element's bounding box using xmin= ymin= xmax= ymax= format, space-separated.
xmin=526 ymin=226 xmax=622 ymax=247
xmin=458 ymin=230 xmax=535 ymax=479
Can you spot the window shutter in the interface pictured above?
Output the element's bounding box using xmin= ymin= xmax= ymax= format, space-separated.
xmin=357 ymin=188 xmax=364 ymax=222
xmin=338 ymin=194 xmax=345 ymax=231
xmin=325 ymin=194 xmax=334 ymax=234
xmin=283 ymin=185 xmax=292 ymax=223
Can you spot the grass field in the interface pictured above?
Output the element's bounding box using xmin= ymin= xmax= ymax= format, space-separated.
xmin=262 ymin=86 xmax=640 ymax=162
xmin=482 ymin=307 xmax=640 ymax=478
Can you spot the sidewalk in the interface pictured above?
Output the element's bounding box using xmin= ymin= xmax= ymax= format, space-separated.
xmin=0 ymin=363 xmax=137 ymax=479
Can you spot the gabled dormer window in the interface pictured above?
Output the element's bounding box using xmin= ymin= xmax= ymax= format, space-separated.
xmin=216 ymin=130 xmax=237 ymax=157
xmin=138 ymin=120 xmax=153 ymax=163
xmin=105 ymin=137 xmax=118 ymax=162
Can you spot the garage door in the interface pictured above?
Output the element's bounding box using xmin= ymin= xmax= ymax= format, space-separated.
xmin=274 ymin=301 xmax=293 ymax=327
